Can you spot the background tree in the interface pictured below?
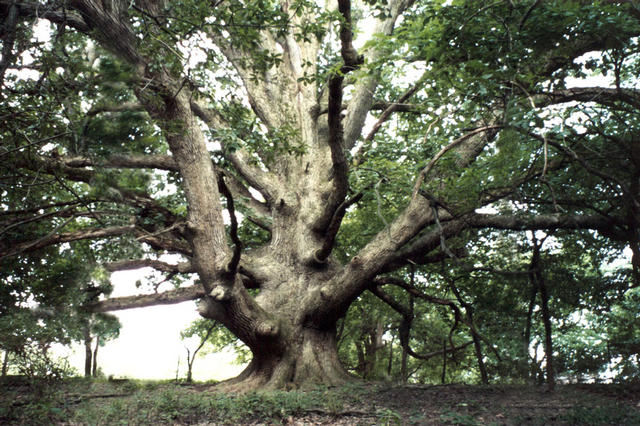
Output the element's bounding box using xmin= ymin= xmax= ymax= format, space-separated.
xmin=1 ymin=0 xmax=640 ymax=389
xmin=80 ymin=311 xmax=120 ymax=378
xmin=181 ymin=320 xmax=217 ymax=383
xmin=180 ymin=317 xmax=250 ymax=382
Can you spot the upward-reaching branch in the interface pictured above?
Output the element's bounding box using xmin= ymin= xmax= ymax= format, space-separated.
xmin=218 ymin=176 xmax=243 ymax=274
xmin=342 ymin=0 xmax=416 ymax=150
xmin=309 ymin=0 xmax=395 ymax=258
xmin=190 ymin=100 xmax=280 ymax=206
xmin=336 ymin=0 xmax=363 ymax=71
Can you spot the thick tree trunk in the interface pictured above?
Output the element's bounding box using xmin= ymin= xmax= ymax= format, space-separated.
xmin=470 ymin=325 xmax=488 ymax=385
xmin=400 ymin=347 xmax=408 ymax=383
xmin=222 ymin=326 xmax=352 ymax=391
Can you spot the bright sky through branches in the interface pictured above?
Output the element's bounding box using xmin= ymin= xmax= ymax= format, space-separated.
xmin=56 ymin=269 xmax=243 ymax=381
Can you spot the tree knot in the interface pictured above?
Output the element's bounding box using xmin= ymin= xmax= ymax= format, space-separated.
xmin=209 ymin=286 xmax=230 ymax=301
xmin=256 ymin=321 xmax=279 ymax=337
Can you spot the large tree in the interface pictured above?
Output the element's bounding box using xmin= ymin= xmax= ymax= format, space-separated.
xmin=1 ymin=0 xmax=639 ymax=389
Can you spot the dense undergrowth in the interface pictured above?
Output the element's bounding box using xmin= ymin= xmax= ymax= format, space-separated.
xmin=2 ymin=377 xmax=640 ymax=425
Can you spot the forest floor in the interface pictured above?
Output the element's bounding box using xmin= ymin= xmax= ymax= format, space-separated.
xmin=1 ymin=376 xmax=640 ymax=425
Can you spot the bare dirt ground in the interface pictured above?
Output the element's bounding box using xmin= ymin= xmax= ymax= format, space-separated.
xmin=271 ymin=383 xmax=640 ymax=425
xmin=308 ymin=383 xmax=640 ymax=425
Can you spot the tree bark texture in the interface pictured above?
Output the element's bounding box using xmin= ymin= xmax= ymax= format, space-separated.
xmin=222 ymin=325 xmax=351 ymax=390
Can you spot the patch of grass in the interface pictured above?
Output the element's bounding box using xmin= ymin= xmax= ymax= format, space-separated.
xmin=70 ymin=384 xmax=322 ymax=425
xmin=227 ymin=390 xmax=317 ymax=422
xmin=377 ymin=407 xmax=403 ymax=425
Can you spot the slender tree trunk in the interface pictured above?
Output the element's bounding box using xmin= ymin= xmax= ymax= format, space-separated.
xmin=531 ymin=233 xmax=555 ymax=391
xmin=184 ymin=346 xmax=195 ymax=383
xmin=524 ymin=277 xmax=538 ymax=382
xmin=470 ymin=322 xmax=488 ymax=385
xmin=2 ymin=351 xmax=9 ymax=377
xmin=449 ymin=280 xmax=488 ymax=384
xmin=362 ymin=320 xmax=385 ymax=379
xmin=628 ymin=171 xmax=640 ymax=286
xmin=83 ymin=324 xmax=92 ymax=378
xmin=355 ymin=341 xmax=365 ymax=377
xmin=186 ymin=348 xmax=193 ymax=383
xmin=186 ymin=321 xmax=215 ymax=383
xmin=387 ymin=335 xmax=394 ymax=378
xmin=441 ymin=338 xmax=447 ymax=384
xmin=400 ymin=345 xmax=408 ymax=383
xmin=538 ymin=271 xmax=555 ymax=391
xmin=399 ymin=295 xmax=414 ymax=383
xmin=92 ymin=335 xmax=99 ymax=377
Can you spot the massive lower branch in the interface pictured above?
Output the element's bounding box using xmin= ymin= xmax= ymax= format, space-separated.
xmin=87 ymin=285 xmax=205 ymax=312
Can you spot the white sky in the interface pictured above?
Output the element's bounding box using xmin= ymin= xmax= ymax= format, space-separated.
xmin=56 ymin=270 xmax=244 ymax=381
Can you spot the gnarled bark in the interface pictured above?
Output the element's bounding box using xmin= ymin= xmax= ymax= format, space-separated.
xmin=221 ymin=325 xmax=351 ymax=391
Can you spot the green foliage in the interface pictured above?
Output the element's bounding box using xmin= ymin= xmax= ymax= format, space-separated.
xmin=10 ymin=343 xmax=76 ymax=387
xmin=0 ymin=351 xmax=75 ymax=424
xmin=0 ymin=245 xmax=120 ymax=377
xmin=377 ymin=407 xmax=403 ymax=425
